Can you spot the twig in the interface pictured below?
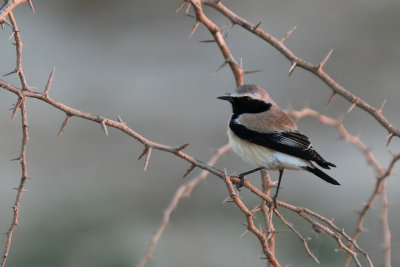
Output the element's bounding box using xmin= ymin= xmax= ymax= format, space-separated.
xmin=274 ymin=210 xmax=320 ymax=264
xmin=187 ymin=0 xmax=244 ymax=86
xmin=137 ymin=144 xmax=231 ymax=267
xmin=229 ymin=175 xmax=371 ymax=266
xmin=224 ymin=177 xmax=281 ymax=267
xmin=260 ymin=170 xmax=276 ymax=255
xmin=8 ymin=11 xmax=30 ymax=90
xmin=1 ymin=99 xmax=29 ymax=267
xmin=380 ymin=182 xmax=391 ymax=267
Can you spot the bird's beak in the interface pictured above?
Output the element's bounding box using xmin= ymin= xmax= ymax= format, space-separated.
xmin=217 ymin=95 xmax=234 ymax=102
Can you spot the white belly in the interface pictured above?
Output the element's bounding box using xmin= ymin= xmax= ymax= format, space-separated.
xmin=228 ymin=129 xmax=309 ymax=170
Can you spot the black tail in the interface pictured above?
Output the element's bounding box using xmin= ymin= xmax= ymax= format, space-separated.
xmin=303 ymin=166 xmax=340 ymax=185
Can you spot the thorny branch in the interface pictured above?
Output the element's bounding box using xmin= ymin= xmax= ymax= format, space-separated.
xmin=224 ymin=177 xmax=281 ymax=266
xmin=274 ymin=210 xmax=319 ymax=264
xmin=260 ymin=170 xmax=276 ymax=258
xmin=287 ymin=108 xmax=399 ymax=267
xmin=138 ymin=144 xmax=231 ymax=267
xmin=1 ymin=100 xmax=29 ymax=267
xmin=1 ymin=1 xmax=399 ymax=267
xmin=186 ymin=0 xmax=244 ymax=86
xmin=1 ymin=6 xmax=31 ymax=267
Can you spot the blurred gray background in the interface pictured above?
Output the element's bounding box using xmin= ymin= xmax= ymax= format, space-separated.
xmin=1 ymin=0 xmax=400 ymax=266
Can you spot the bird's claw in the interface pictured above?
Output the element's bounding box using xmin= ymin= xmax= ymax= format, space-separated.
xmin=272 ymin=196 xmax=278 ymax=210
xmin=233 ymin=175 xmax=245 ymax=191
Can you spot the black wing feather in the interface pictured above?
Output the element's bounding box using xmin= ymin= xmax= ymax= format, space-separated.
xmin=230 ymin=119 xmax=336 ymax=169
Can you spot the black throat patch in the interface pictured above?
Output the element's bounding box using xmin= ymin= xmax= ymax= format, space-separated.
xmin=231 ymin=97 xmax=272 ymax=115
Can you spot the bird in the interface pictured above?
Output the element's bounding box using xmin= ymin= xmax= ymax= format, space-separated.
xmin=217 ymin=84 xmax=339 ymax=207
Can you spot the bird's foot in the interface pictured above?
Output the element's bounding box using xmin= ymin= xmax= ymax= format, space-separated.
xmin=267 ymin=195 xmax=278 ymax=210
xmin=233 ymin=175 xmax=245 ymax=191
xmin=272 ymin=195 xmax=278 ymax=210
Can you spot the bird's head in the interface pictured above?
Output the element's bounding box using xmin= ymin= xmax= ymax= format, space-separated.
xmin=217 ymin=84 xmax=273 ymax=115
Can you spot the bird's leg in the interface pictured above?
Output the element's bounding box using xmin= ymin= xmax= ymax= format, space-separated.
xmin=271 ymin=169 xmax=284 ymax=209
xmin=236 ymin=167 xmax=266 ymax=190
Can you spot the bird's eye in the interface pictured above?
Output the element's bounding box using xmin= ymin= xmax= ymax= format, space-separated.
xmin=242 ymin=96 xmax=251 ymax=101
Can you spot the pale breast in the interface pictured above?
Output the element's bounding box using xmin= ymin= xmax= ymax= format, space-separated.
xmin=227 ymin=129 xmax=309 ymax=170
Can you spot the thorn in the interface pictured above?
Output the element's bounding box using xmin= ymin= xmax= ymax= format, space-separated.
xmin=347 ymin=98 xmax=359 ymax=113
xmin=199 ymin=39 xmax=216 ymax=43
xmin=223 ymin=168 xmax=228 ymax=180
xmin=138 ymin=146 xmax=150 ymax=161
xmin=189 ymin=21 xmax=200 ymax=38
xmin=387 ymin=133 xmax=394 ymax=147
xmin=183 ymin=164 xmax=196 ymax=178
xmin=288 ymin=62 xmax=297 ymax=76
xmin=176 ymin=143 xmax=190 ymax=152
xmin=231 ymin=58 xmax=241 ymax=68
xmin=13 ymin=187 xmax=27 ymax=192
xmin=10 ymin=157 xmax=20 ymax=161
xmin=244 ymin=69 xmax=262 ymax=75
xmin=58 ymin=115 xmax=72 ymax=136
xmin=2 ymin=19 xmax=12 ymax=27
xmin=9 ymin=31 xmax=16 ymax=40
xmin=11 ymin=98 xmax=22 ymax=120
xmin=326 ymin=92 xmax=337 ymax=107
xmin=280 ymin=25 xmax=297 ymax=43
xmin=144 ymin=147 xmax=152 ymax=171
xmin=222 ymin=195 xmax=233 ymax=203
xmin=214 ymin=61 xmax=228 ymax=74
xmin=251 ymin=204 xmax=261 ymax=213
xmin=101 ymin=120 xmax=108 ymax=136
xmin=222 ymin=23 xmax=235 ymax=38
xmin=28 ymin=0 xmax=35 ymax=14
xmin=117 ymin=115 xmax=124 ymax=123
xmin=240 ymin=229 xmax=249 ymax=238
xmin=3 ymin=69 xmax=17 ymax=77
xmin=318 ymin=49 xmax=334 ymax=70
xmin=185 ymin=1 xmax=192 ymax=14
xmin=378 ymin=98 xmax=387 ymax=113
xmin=176 ymin=0 xmax=187 ymax=14
xmin=44 ymin=68 xmax=55 ymax=96
xmin=252 ymin=21 xmax=262 ymax=31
